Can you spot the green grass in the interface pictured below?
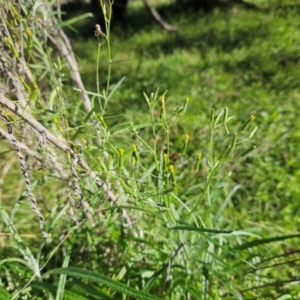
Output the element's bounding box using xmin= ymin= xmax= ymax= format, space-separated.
xmin=70 ymin=2 xmax=300 ymax=296
xmin=1 ymin=0 xmax=300 ymax=299
xmin=72 ymin=1 xmax=300 ymax=222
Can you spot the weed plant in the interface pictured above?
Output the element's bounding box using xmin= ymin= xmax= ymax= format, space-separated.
xmin=0 ymin=0 xmax=300 ymax=299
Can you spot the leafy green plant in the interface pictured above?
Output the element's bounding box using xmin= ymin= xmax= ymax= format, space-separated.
xmin=1 ymin=0 xmax=300 ymax=299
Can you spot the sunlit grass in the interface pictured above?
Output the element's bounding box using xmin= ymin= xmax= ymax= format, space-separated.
xmin=2 ymin=0 xmax=300 ymax=298
xmin=72 ymin=0 xmax=300 ymax=235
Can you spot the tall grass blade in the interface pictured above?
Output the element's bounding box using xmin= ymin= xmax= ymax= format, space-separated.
xmin=233 ymin=233 xmax=300 ymax=250
xmin=45 ymin=267 xmax=161 ymax=300
xmin=66 ymin=280 xmax=114 ymax=299
xmin=56 ymin=249 xmax=71 ymax=300
xmin=55 ymin=13 xmax=93 ymax=29
xmin=169 ymin=225 xmax=232 ymax=234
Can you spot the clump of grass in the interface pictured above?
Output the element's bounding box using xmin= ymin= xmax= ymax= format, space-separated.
xmin=1 ymin=0 xmax=300 ymax=299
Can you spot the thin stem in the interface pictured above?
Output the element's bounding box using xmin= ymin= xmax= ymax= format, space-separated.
xmin=150 ymin=108 xmax=159 ymax=170
xmin=209 ymin=127 xmax=214 ymax=169
xmin=103 ymin=1 xmax=113 ymax=97
xmin=187 ymin=160 xmax=221 ymax=217
xmin=96 ymin=40 xmax=103 ymax=112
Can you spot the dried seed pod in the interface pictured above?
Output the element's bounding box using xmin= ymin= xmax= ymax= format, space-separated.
xmin=94 ymin=24 xmax=103 ymax=38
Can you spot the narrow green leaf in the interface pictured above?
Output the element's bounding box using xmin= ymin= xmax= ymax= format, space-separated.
xmin=169 ymin=226 xmax=232 ymax=234
xmin=66 ymin=281 xmax=113 ymax=300
xmin=143 ymin=264 xmax=166 ymax=293
xmin=157 ymin=152 xmax=164 ymax=205
xmin=106 ymin=77 xmax=125 ymax=102
xmin=233 ymin=233 xmax=300 ymax=251
xmin=0 ymin=258 xmax=32 ymax=270
xmin=103 ymin=205 xmax=159 ymax=216
xmin=111 ymin=123 xmax=161 ymax=135
xmin=44 ymin=267 xmax=161 ymax=300
xmin=72 ymin=88 xmax=105 ymax=99
xmin=55 ymin=13 xmax=93 ymax=28
xmin=56 ymin=249 xmax=71 ymax=300
xmin=30 ymin=281 xmax=88 ymax=300
xmin=143 ymin=92 xmax=151 ymax=107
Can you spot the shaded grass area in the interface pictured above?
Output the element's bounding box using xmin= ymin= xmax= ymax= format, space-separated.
xmin=72 ymin=2 xmax=300 ymax=106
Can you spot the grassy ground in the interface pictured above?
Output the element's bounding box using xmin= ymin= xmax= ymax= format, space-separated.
xmin=1 ymin=0 xmax=300 ymax=298
xmin=59 ymin=1 xmax=300 ymax=299
xmin=71 ymin=0 xmax=300 ymax=221
xmin=69 ymin=1 xmax=300 ymax=296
